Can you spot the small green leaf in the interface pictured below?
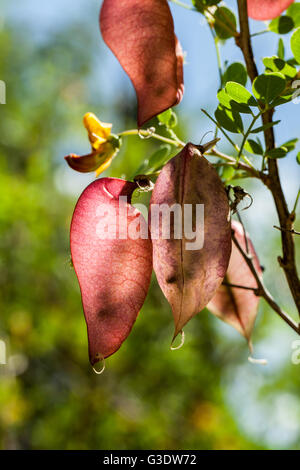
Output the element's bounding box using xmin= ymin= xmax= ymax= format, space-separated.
xmin=217 ymin=89 xmax=232 ymax=108
xmin=269 ymin=16 xmax=294 ymax=34
xmin=214 ymin=7 xmax=237 ymax=40
xmin=217 ymin=89 xmax=252 ymax=113
xmin=244 ymin=139 xmax=264 ymax=155
xmin=231 ymin=101 xmax=253 ymax=114
xmin=287 ymin=3 xmax=300 ymax=28
xmin=282 ymin=138 xmax=298 ymax=152
xmin=265 ymin=147 xmax=288 ymax=159
xmin=291 ymin=27 xmax=300 ymax=64
xmin=157 ymin=109 xmax=172 ymax=126
xmin=277 ymin=38 xmax=285 ymax=59
xmin=251 ymin=120 xmax=281 ymax=133
xmin=263 ymin=56 xmax=297 ymax=79
xmin=296 ymin=151 xmax=300 ymax=164
xmin=224 ymin=62 xmax=247 ymax=86
xmin=215 ymin=106 xmax=243 ymax=133
xmin=168 ymin=111 xmax=178 ymax=128
xmin=147 ymin=145 xmax=171 ymax=172
xmin=270 ymin=93 xmax=293 ymax=108
xmin=192 ymin=0 xmax=222 ymax=13
xmin=222 ymin=165 xmax=235 ymax=181
xmin=252 ymin=73 xmax=286 ymax=104
xmin=225 ymin=81 xmax=257 ymax=105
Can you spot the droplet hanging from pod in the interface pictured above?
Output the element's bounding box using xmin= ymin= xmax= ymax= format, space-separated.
xmin=149 ymin=143 xmax=232 ymax=339
xmin=70 ymin=178 xmax=153 ymax=365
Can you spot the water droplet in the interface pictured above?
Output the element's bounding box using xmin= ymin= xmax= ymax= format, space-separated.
xmin=92 ymin=355 xmax=106 ymax=375
xmin=170 ymin=330 xmax=185 ymax=351
xmin=248 ymin=355 xmax=267 ymax=366
xmin=138 ymin=127 xmax=156 ymax=139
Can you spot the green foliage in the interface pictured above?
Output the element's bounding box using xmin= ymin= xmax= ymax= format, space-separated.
xmin=225 ymin=82 xmax=257 ymax=106
xmin=265 ymin=147 xmax=288 ymax=159
xmin=287 ymin=3 xmax=300 ymax=27
xmin=215 ymin=106 xmax=243 ymax=133
xmin=134 ymin=144 xmax=172 ymax=176
xmin=263 ymin=56 xmax=297 ymax=79
xmin=223 ymin=63 xmax=248 ymax=86
xmin=192 ymin=0 xmax=221 ymax=12
xmin=291 ymin=27 xmax=300 ymax=63
xmin=214 ymin=7 xmax=237 ymax=39
xmin=269 ymin=4 xmax=300 ymax=34
xmin=252 ymin=73 xmax=286 ymax=104
xmin=250 ymin=120 xmax=281 ymax=134
xmin=269 ymin=16 xmax=294 ymax=34
xmin=221 ymin=165 xmax=235 ymax=181
xmin=244 ymin=139 xmax=264 ymax=156
xmin=281 ymin=138 xmax=298 ymax=153
xmin=157 ymin=109 xmax=176 ymax=127
xmin=277 ymin=38 xmax=285 ymax=59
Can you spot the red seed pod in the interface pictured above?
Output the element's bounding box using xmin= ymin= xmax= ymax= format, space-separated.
xmin=208 ymin=220 xmax=262 ymax=344
xmin=247 ymin=0 xmax=294 ymax=20
xmin=70 ymin=178 xmax=152 ymax=365
xmin=100 ymin=0 xmax=184 ymax=127
xmin=149 ymin=143 xmax=232 ymax=339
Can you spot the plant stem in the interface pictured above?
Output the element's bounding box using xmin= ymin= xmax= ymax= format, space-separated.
xmin=205 ymin=8 xmax=238 ymax=38
xmin=201 ymin=109 xmax=240 ymax=152
xmin=251 ymin=29 xmax=269 ymax=37
xmin=212 ymin=31 xmax=223 ymax=87
xmin=222 ymin=281 xmax=259 ymax=292
xmin=236 ymin=211 xmax=250 ymax=253
xmin=118 ymin=129 xmax=185 ymax=148
xmin=274 ymin=226 xmax=300 ymax=236
xmin=207 ymin=147 xmax=263 ymax=179
xmin=169 ymin=0 xmax=194 ymax=10
xmin=237 ymin=112 xmax=262 ymax=162
xmin=236 ymin=0 xmax=300 ymax=316
xmin=292 ymin=188 xmax=300 ymax=215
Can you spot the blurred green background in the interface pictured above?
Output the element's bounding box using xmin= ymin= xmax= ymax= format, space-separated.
xmin=0 ymin=0 xmax=300 ymax=450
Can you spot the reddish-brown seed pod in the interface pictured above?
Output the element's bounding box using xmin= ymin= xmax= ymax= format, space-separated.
xmin=208 ymin=221 xmax=262 ymax=343
xmin=248 ymin=0 xmax=294 ymax=20
xmin=149 ymin=143 xmax=232 ymax=339
xmin=70 ymin=178 xmax=152 ymax=365
xmin=100 ymin=0 xmax=184 ymax=127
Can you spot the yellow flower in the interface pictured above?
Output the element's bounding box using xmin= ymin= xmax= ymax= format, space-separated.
xmin=83 ymin=112 xmax=112 ymax=151
xmin=65 ymin=112 xmax=120 ymax=176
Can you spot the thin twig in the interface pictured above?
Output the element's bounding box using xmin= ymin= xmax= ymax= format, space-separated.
xmin=274 ymin=226 xmax=300 ymax=236
xmin=236 ymin=211 xmax=249 ymax=254
xmin=207 ymin=147 xmax=265 ymax=180
xmin=292 ymin=188 xmax=300 ymax=216
xmin=232 ymin=230 xmax=300 ymax=335
xmin=169 ymin=0 xmax=195 ymax=10
xmin=222 ymin=281 xmax=259 ymax=293
xmin=118 ymin=129 xmax=185 ymax=148
xmin=201 ymin=108 xmax=240 ymax=152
